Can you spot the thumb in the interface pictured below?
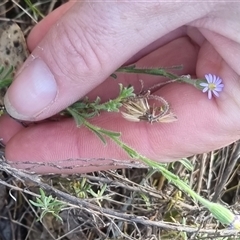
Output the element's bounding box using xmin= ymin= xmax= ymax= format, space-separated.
xmin=4 ymin=2 xmax=211 ymax=121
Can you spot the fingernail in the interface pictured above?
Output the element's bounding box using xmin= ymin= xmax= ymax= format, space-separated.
xmin=4 ymin=58 xmax=57 ymax=121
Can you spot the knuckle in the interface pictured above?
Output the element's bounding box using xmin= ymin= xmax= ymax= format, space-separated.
xmin=50 ymin=19 xmax=107 ymax=84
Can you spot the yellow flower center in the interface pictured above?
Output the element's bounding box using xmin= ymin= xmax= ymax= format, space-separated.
xmin=208 ymin=83 xmax=216 ymax=90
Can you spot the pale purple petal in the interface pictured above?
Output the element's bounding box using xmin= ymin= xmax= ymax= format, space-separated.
xmin=208 ymin=90 xmax=212 ymax=99
xmin=200 ymin=82 xmax=209 ymax=87
xmin=215 ymin=78 xmax=222 ymax=85
xmin=214 ymin=86 xmax=224 ymax=91
xmin=212 ymin=74 xmax=217 ymax=83
xmin=202 ymin=87 xmax=209 ymax=92
xmin=213 ymin=90 xmax=220 ymax=97
xmin=217 ymin=84 xmax=224 ymax=88
xmin=206 ymin=74 xmax=213 ymax=83
xmin=204 ymin=74 xmax=210 ymax=82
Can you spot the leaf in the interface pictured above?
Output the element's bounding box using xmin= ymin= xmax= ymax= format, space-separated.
xmin=98 ymin=128 xmax=121 ymax=137
xmin=86 ymin=125 xmax=107 ymax=144
xmin=93 ymin=96 xmax=101 ymax=105
xmin=121 ymin=144 xmax=140 ymax=158
xmin=24 ymin=0 xmax=44 ymax=19
xmin=29 ymin=200 xmax=43 ymax=207
xmin=70 ymin=101 xmax=89 ymax=110
xmin=119 ymin=85 xmax=135 ymax=99
xmin=0 ymin=79 xmax=12 ymax=88
xmin=67 ymin=107 xmax=108 ymax=143
xmin=99 ymin=100 xmax=121 ymax=112
xmin=39 ymin=188 xmax=46 ymax=198
xmin=0 ymin=66 xmax=13 ymax=81
xmin=125 ymin=65 xmax=136 ymax=69
xmin=177 ymin=158 xmax=194 ymax=171
xmin=66 ymin=107 xmax=84 ymax=127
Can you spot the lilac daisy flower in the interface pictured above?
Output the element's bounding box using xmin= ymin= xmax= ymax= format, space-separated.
xmin=199 ymin=74 xmax=224 ymax=99
xmin=229 ymin=215 xmax=240 ymax=230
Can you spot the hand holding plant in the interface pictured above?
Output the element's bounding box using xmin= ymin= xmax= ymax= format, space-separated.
xmin=0 ymin=2 xmax=239 ymax=174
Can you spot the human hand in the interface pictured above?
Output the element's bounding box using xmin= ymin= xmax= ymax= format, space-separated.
xmin=1 ymin=2 xmax=240 ymax=173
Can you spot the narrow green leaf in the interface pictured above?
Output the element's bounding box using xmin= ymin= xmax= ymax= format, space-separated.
xmin=98 ymin=128 xmax=121 ymax=137
xmin=0 ymin=66 xmax=4 ymax=75
xmin=121 ymin=144 xmax=139 ymax=158
xmin=24 ymin=0 xmax=44 ymax=18
xmin=29 ymin=200 xmax=43 ymax=207
xmin=66 ymin=107 xmax=83 ymax=127
xmin=87 ymin=126 xmax=107 ymax=144
xmin=177 ymin=158 xmax=194 ymax=171
xmin=0 ymin=66 xmax=14 ymax=89
xmin=1 ymin=66 xmax=14 ymax=80
xmin=119 ymin=85 xmax=135 ymax=99
xmin=39 ymin=188 xmax=46 ymax=198
xmin=70 ymin=101 xmax=88 ymax=109
xmin=0 ymin=79 xmax=12 ymax=88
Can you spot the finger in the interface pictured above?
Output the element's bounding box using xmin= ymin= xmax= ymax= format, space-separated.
xmin=4 ymin=2 xmax=213 ymax=121
xmin=0 ymin=115 xmax=24 ymax=144
xmin=199 ymin=28 xmax=240 ymax=77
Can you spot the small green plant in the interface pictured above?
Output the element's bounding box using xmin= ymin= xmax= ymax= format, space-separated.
xmin=23 ymin=0 xmax=44 ymax=19
xmin=29 ymin=188 xmax=66 ymax=222
xmin=87 ymin=183 xmax=108 ymax=207
xmin=70 ymin=178 xmax=109 ymax=206
xmin=70 ymin=178 xmax=92 ymax=198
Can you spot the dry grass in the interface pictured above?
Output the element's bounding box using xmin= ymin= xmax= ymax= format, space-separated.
xmin=0 ymin=1 xmax=239 ymax=239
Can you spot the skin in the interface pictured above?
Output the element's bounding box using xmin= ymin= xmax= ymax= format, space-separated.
xmin=0 ymin=1 xmax=240 ymax=173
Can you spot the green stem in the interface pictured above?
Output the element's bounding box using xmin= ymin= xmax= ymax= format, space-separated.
xmin=111 ymin=130 xmax=230 ymax=214
xmin=116 ymin=66 xmax=180 ymax=79
xmin=110 ymin=134 xmax=225 ymax=214
xmin=115 ymin=66 xmax=206 ymax=91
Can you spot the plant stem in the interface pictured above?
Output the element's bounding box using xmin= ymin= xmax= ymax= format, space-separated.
xmin=116 ymin=66 xmax=180 ymax=79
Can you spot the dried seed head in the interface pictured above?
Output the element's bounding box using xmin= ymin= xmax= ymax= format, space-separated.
xmin=122 ymin=97 xmax=149 ymax=122
xmin=121 ymin=91 xmax=177 ymax=124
